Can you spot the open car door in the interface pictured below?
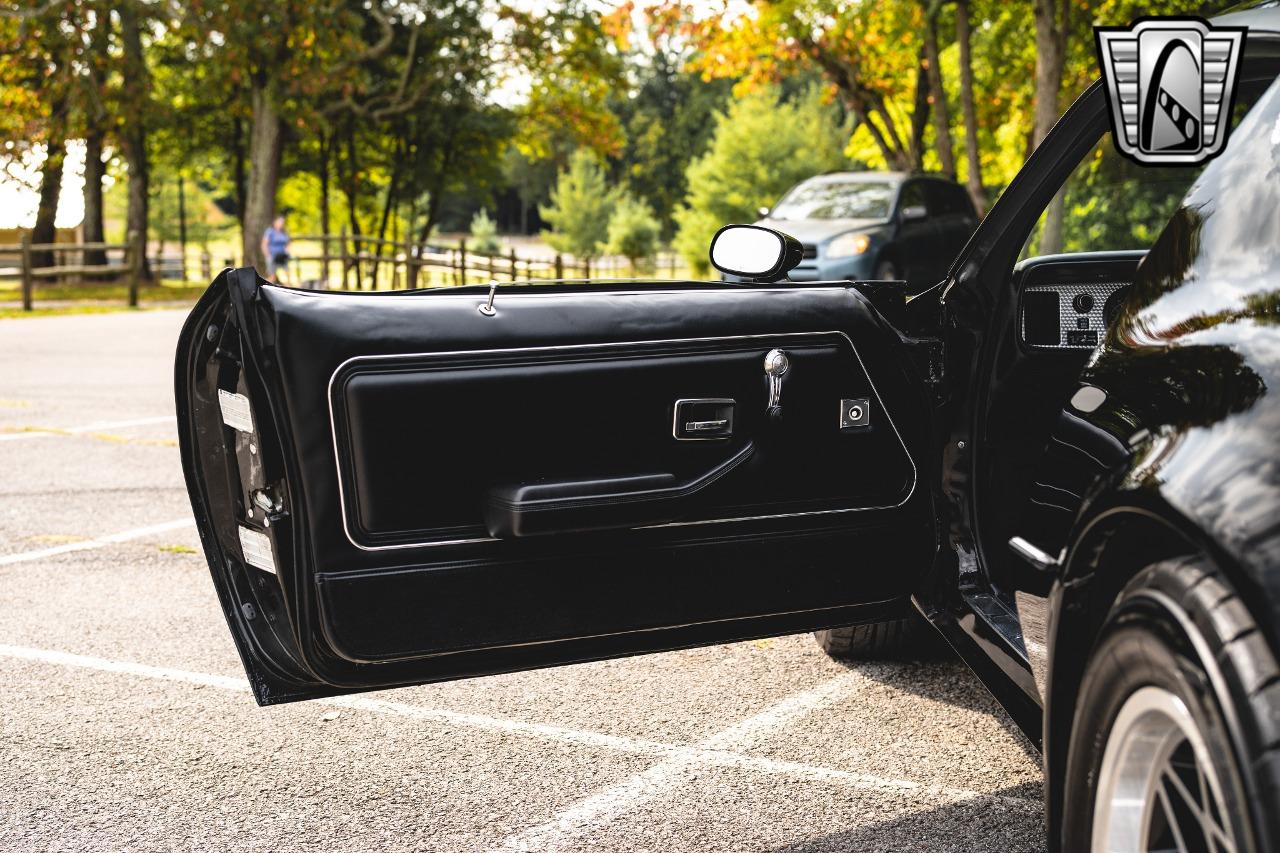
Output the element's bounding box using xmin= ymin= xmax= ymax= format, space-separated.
xmin=175 ymin=268 xmax=936 ymax=704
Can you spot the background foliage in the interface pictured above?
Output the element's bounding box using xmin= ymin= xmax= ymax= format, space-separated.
xmin=2 ymin=0 xmax=1236 ymax=280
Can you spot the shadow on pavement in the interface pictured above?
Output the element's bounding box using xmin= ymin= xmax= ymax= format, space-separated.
xmin=765 ymin=781 xmax=1046 ymax=853
xmin=817 ymin=631 xmax=1042 ymax=764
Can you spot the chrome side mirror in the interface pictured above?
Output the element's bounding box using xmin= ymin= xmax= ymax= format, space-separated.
xmin=708 ymin=224 xmax=803 ymax=282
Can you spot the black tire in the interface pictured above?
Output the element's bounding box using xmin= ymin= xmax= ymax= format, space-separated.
xmin=813 ymin=614 xmax=937 ymax=661
xmin=1062 ymin=558 xmax=1280 ymax=853
xmin=873 ymin=259 xmax=900 ymax=281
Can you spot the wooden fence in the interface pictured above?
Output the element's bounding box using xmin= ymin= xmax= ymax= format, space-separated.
xmin=0 ymin=231 xmax=144 ymax=311
xmin=0 ymin=229 xmax=688 ymax=311
xmin=279 ymin=233 xmax=685 ymax=291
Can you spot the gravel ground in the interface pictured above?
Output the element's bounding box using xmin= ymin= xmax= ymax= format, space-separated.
xmin=0 ymin=308 xmax=1046 ymax=852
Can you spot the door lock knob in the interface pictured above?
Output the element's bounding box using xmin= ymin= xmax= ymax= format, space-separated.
xmin=764 ymin=348 xmax=790 ymax=380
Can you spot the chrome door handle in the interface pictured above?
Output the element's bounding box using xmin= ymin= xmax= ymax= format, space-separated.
xmin=684 ymin=419 xmax=729 ymax=433
xmin=673 ymin=399 xmax=735 ymax=440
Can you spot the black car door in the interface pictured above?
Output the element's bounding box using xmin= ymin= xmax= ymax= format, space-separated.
xmin=176 ymin=269 xmax=937 ymax=704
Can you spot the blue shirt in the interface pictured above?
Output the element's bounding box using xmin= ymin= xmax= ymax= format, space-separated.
xmin=264 ymin=227 xmax=289 ymax=257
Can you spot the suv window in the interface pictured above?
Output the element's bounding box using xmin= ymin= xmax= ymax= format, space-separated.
xmin=925 ymin=182 xmax=974 ymax=218
xmin=770 ymin=180 xmax=895 ymax=221
xmin=897 ymin=182 xmax=929 ymax=216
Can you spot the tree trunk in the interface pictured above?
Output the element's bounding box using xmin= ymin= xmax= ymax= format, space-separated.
xmin=809 ymin=43 xmax=912 ymax=170
xmin=848 ymin=96 xmax=913 ymax=171
xmin=121 ymin=131 xmax=150 ymax=279
xmin=869 ymin=93 xmax=912 ymax=169
xmin=318 ymin=132 xmax=332 ymax=238
xmin=242 ymin=78 xmax=284 ymax=273
xmin=119 ymin=3 xmax=151 ymax=280
xmin=1033 ymin=0 xmax=1069 ymax=254
xmin=908 ymin=47 xmax=930 ymax=170
xmin=922 ymin=7 xmax=956 ymax=178
xmin=341 ymin=127 xmax=364 ymax=288
xmin=370 ymin=144 xmax=403 ymax=288
xmin=318 ymin=132 xmax=332 ymax=285
xmin=417 ymin=133 xmax=459 ymax=247
xmin=82 ymin=130 xmax=107 ymax=266
xmin=30 ymin=137 xmax=65 ymax=269
xmin=178 ymin=173 xmax=188 ymax=279
xmin=231 ymin=116 xmax=247 ymax=241
xmin=955 ymin=0 xmax=988 ymax=216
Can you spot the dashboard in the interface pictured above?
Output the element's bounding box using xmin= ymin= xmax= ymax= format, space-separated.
xmin=1015 ymin=251 xmax=1146 ymax=350
xmin=1021 ymin=282 xmax=1131 ymax=349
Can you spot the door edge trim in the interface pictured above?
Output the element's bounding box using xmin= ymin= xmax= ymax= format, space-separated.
xmin=325 ymin=329 xmax=918 ymax=551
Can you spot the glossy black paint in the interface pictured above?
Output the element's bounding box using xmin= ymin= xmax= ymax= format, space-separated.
xmin=1072 ymin=72 xmax=1280 ymax=625
xmin=926 ymin=18 xmax=1280 ymax=849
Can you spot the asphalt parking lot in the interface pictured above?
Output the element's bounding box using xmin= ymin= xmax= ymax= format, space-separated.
xmin=0 ymin=308 xmax=1045 ymax=852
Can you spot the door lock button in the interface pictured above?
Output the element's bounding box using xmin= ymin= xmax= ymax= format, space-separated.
xmin=839 ymin=398 xmax=871 ymax=429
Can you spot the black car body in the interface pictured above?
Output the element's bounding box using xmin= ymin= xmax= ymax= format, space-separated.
xmin=175 ymin=7 xmax=1280 ymax=850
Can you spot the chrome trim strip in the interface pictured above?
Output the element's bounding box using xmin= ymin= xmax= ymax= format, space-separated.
xmin=1008 ymin=535 xmax=1060 ymax=571
xmin=326 ymin=327 xmax=918 ymax=552
xmin=293 ymin=281 xmax=858 ymax=298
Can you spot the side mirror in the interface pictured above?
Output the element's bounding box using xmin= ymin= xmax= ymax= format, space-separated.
xmin=709 ymin=224 xmax=804 ymax=282
xmin=900 ymin=204 xmax=928 ymax=222
xmin=757 ymin=206 xmax=771 ymax=218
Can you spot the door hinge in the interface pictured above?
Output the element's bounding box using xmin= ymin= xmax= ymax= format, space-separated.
xmin=902 ymin=337 xmax=945 ymax=395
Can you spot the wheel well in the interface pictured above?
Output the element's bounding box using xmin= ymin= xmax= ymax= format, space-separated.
xmin=873 ymin=249 xmax=897 ymax=273
xmin=1042 ymin=507 xmax=1201 ymax=851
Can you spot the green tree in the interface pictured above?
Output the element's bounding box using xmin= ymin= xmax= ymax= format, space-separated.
xmin=685 ymin=0 xmax=926 ymax=171
xmin=502 ymin=147 xmax=558 ymax=235
xmin=469 ymin=209 xmax=501 ymax=255
xmin=606 ymin=195 xmax=661 ymax=273
xmin=505 ymin=0 xmax=628 ymax=162
xmin=177 ymin=1 xmax=398 ymax=270
xmin=614 ymin=62 xmax=731 ymax=237
xmin=673 ymin=86 xmax=849 ymax=273
xmin=540 ymin=149 xmax=621 ymax=260
xmin=604 ymin=5 xmax=733 ymax=237
xmin=1 ymin=2 xmax=79 ymax=267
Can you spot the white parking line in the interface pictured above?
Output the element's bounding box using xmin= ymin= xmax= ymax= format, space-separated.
xmin=0 ymin=642 xmax=1039 ymax=823
xmin=0 ymin=415 xmax=175 ymax=441
xmin=495 ymin=673 xmax=863 ymax=852
xmin=0 ymin=518 xmax=194 ymax=567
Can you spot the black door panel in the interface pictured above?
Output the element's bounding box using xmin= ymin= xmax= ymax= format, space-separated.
xmin=318 ymin=522 xmax=926 ymax=664
xmin=330 ymin=335 xmax=914 ymax=547
xmin=176 ymin=271 xmax=935 ymax=703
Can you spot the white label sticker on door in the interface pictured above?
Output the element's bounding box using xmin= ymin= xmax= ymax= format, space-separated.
xmin=238 ymin=525 xmax=276 ymax=574
xmin=218 ymin=389 xmax=255 ymax=434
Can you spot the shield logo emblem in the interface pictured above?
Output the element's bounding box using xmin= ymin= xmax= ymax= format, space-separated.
xmin=1095 ymin=17 xmax=1246 ymax=166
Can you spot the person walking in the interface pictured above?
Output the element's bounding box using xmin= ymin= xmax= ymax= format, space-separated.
xmin=261 ymin=215 xmax=292 ymax=284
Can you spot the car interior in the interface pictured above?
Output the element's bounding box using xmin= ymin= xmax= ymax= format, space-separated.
xmin=970 ymin=62 xmax=1280 ymax=630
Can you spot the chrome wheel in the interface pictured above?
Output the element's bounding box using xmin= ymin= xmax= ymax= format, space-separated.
xmin=1093 ymin=685 xmax=1237 ymax=853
